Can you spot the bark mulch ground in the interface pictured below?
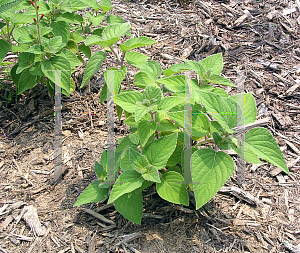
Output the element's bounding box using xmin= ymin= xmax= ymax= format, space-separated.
xmin=0 ymin=0 xmax=300 ymax=252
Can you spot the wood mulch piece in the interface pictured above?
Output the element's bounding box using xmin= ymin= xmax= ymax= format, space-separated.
xmin=1 ymin=0 xmax=300 ymax=252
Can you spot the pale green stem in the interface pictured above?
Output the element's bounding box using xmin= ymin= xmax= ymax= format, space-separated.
xmin=36 ymin=10 xmax=41 ymax=44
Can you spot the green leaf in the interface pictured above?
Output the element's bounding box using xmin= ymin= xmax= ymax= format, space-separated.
xmin=85 ymin=0 xmax=100 ymax=11
xmin=210 ymin=121 xmax=224 ymax=135
xmin=129 ymin=148 xmax=149 ymax=173
xmin=29 ymin=62 xmax=43 ymax=76
xmin=107 ymin=170 xmax=144 ymax=204
xmin=71 ymin=31 xmax=84 ymax=43
xmin=191 ymin=114 xmax=210 ymax=138
xmin=92 ymin=28 xmax=105 ymax=36
xmin=43 ymin=36 xmax=63 ymax=53
xmin=18 ymin=34 xmax=34 ymax=43
xmin=236 ymin=144 xmax=263 ymax=164
xmin=94 ymin=161 xmax=106 ymax=181
xmin=185 ymin=60 xmax=206 ymax=79
xmin=56 ymin=49 xmax=81 ymax=69
xmin=140 ymin=60 xmax=161 ymax=77
xmin=114 ymin=189 xmax=143 ymax=224
xmin=135 ymin=101 xmax=151 ymax=121
xmin=200 ymin=84 xmax=214 ymax=91
xmin=211 ymin=87 xmax=229 ymax=97
xmin=99 ymin=0 xmax=113 ymax=13
xmin=50 ymin=36 xmax=63 ymax=49
xmin=79 ymin=44 xmax=91 ymax=58
xmin=124 ymin=115 xmax=138 ymax=128
xmin=41 ymin=56 xmax=71 ymax=95
xmin=142 ymin=165 xmax=160 ymax=183
xmin=65 ymin=39 xmax=78 ymax=53
xmin=167 ymin=111 xmax=209 ymax=138
xmin=85 ymin=35 xmax=101 ymax=46
xmin=156 ymin=119 xmax=178 ymax=132
xmin=245 ymin=128 xmax=288 ymax=173
xmin=17 ymin=52 xmax=35 ymax=74
xmin=11 ymin=64 xmax=20 ymax=86
xmin=81 ymin=51 xmax=106 ymax=88
xmin=212 ymin=133 xmax=235 ymax=150
xmin=142 ymin=133 xmax=178 ymax=170
xmin=115 ymin=91 xmax=142 ymax=113
xmin=138 ymin=120 xmax=156 ymax=147
xmin=116 ymin=135 xmax=136 ymax=153
xmin=68 ymin=0 xmax=89 ymax=10
xmin=102 ymin=66 xmax=126 ymax=100
xmin=142 ymin=84 xmax=162 ymax=105
xmin=212 ymin=132 xmax=222 ymax=145
xmin=195 ymin=91 xmax=240 ymax=134
xmin=156 ymin=171 xmax=189 ymax=205
xmin=158 ymin=96 xmax=184 ymax=112
xmin=17 ymin=68 xmax=38 ymax=94
xmin=24 ymin=1 xmax=50 ymax=15
xmin=0 ymin=0 xmax=24 ymax=14
xmin=120 ymin=146 xmax=138 ymax=172
xmin=99 ymin=83 xmax=108 ymax=103
xmin=101 ymin=23 xmax=130 ymax=46
xmin=167 ymin=165 xmax=182 ymax=174
xmin=156 ymin=75 xmax=185 ymax=93
xmin=116 ymin=104 xmax=123 ymax=120
xmin=208 ymin=74 xmax=235 ymax=87
xmin=120 ymin=36 xmax=157 ymax=53
xmin=100 ymin=150 xmax=107 ymax=169
xmin=129 ymin=132 xmax=139 ymax=145
xmin=26 ymin=44 xmax=44 ymax=54
xmin=40 ymin=27 xmax=53 ymax=37
xmin=13 ymin=25 xmax=32 ymax=42
xmin=57 ymin=12 xmax=83 ymax=24
xmin=167 ymin=111 xmax=184 ymax=127
xmin=106 ymin=14 xmax=124 ymax=24
xmin=192 ymin=149 xmax=235 ymax=209
xmin=231 ymin=92 xmax=257 ymax=125
xmin=199 ymin=53 xmax=223 ymax=75
xmin=50 ymin=21 xmax=70 ymax=46
xmin=0 ymin=39 xmax=10 ymax=62
xmin=87 ymin=12 xmax=105 ymax=26
xmin=163 ymin=62 xmax=192 ymax=77
xmin=133 ymin=71 xmax=156 ymax=88
xmin=73 ymin=180 xmax=109 ymax=207
xmin=155 ymin=111 xmax=166 ymax=122
xmin=166 ymin=144 xmax=183 ymax=167
xmin=125 ymin=51 xmax=149 ymax=67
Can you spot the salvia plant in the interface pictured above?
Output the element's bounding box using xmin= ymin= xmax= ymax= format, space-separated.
xmin=0 ymin=0 xmax=289 ymax=225
xmin=72 ymin=5 xmax=289 ymax=224
xmin=0 ymin=0 xmax=119 ymax=96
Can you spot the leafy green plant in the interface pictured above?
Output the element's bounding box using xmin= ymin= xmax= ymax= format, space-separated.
xmin=74 ymin=28 xmax=289 ymax=225
xmin=0 ymin=0 xmax=119 ymax=96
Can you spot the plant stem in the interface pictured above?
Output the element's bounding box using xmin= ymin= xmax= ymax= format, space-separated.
xmin=125 ymin=70 xmax=131 ymax=91
xmin=110 ymin=46 xmax=120 ymax=61
xmin=151 ymin=111 xmax=156 ymax=121
xmin=83 ymin=21 xmax=93 ymax=34
xmin=195 ymin=137 xmax=215 ymax=147
xmin=36 ymin=10 xmax=41 ymax=44
xmin=106 ymin=59 xmax=119 ymax=65
xmin=5 ymin=22 xmax=9 ymax=41
xmin=120 ymin=51 xmax=126 ymax=65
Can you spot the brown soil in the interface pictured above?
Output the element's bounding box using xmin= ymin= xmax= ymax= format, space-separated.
xmin=1 ymin=0 xmax=300 ymax=252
